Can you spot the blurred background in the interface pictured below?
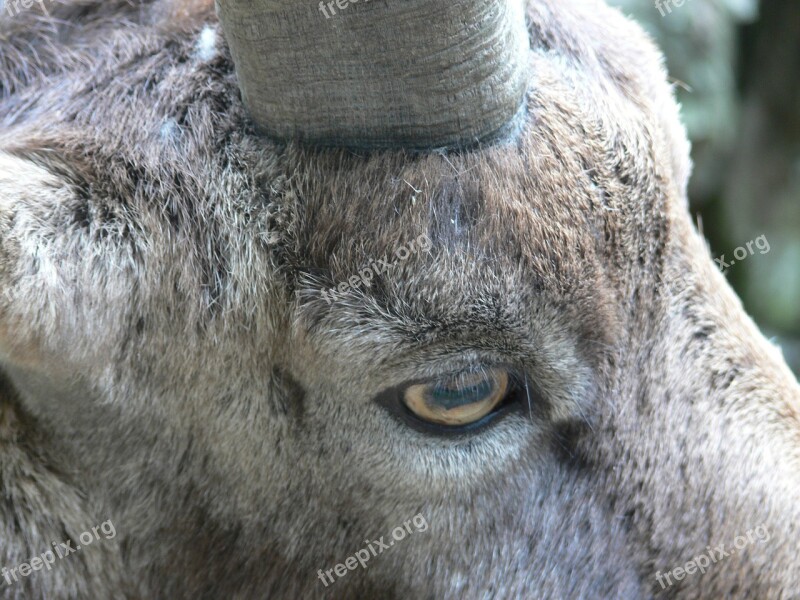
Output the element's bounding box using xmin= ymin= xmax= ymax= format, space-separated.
xmin=609 ymin=0 xmax=800 ymax=375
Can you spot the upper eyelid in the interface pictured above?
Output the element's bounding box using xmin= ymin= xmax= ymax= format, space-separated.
xmin=375 ymin=340 xmax=522 ymax=370
xmin=395 ymin=365 xmax=522 ymax=390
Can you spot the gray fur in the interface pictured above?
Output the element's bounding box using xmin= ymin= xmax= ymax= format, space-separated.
xmin=0 ymin=0 xmax=797 ymax=598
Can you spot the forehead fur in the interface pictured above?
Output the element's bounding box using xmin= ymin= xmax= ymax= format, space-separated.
xmin=0 ymin=0 xmax=690 ymax=387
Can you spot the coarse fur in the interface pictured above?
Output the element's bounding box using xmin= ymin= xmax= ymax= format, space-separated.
xmin=0 ymin=0 xmax=798 ymax=598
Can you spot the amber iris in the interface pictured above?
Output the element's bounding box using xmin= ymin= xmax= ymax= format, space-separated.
xmin=402 ymin=369 xmax=510 ymax=426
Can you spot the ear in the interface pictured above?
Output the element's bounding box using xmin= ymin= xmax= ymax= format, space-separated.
xmin=0 ymin=148 xmax=117 ymax=382
xmin=0 ymin=148 xmax=121 ymax=403
xmin=0 ymin=151 xmax=71 ymax=372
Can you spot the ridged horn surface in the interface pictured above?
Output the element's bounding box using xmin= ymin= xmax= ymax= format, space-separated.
xmin=216 ymin=0 xmax=530 ymax=149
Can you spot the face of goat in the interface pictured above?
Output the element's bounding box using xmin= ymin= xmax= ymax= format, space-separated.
xmin=0 ymin=0 xmax=797 ymax=598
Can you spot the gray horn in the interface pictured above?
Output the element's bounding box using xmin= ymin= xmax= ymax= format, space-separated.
xmin=216 ymin=0 xmax=530 ymax=149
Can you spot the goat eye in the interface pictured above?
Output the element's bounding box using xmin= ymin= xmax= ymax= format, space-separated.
xmin=402 ymin=369 xmax=510 ymax=427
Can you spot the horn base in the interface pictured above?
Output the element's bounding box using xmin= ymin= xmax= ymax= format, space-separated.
xmin=217 ymin=0 xmax=530 ymax=149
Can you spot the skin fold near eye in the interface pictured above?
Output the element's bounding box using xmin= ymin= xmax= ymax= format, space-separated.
xmin=402 ymin=369 xmax=510 ymax=426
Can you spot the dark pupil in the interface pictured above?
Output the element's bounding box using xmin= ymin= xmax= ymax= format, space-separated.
xmin=427 ymin=378 xmax=494 ymax=410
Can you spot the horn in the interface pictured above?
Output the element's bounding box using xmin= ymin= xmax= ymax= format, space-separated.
xmin=216 ymin=0 xmax=530 ymax=149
